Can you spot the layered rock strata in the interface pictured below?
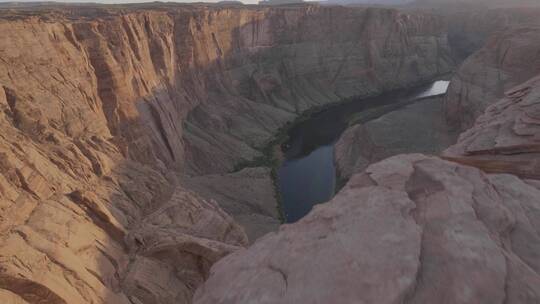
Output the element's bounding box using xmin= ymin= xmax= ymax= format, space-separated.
xmin=445 ymin=26 xmax=540 ymax=130
xmin=444 ymin=7 xmax=540 ymax=61
xmin=334 ymin=96 xmax=458 ymax=181
xmin=178 ymin=5 xmax=454 ymax=175
xmin=444 ymin=75 xmax=540 ymax=180
xmin=183 ymin=167 xmax=280 ymax=242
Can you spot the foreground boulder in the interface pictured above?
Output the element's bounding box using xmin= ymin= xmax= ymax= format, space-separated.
xmin=194 ymin=154 xmax=540 ymax=304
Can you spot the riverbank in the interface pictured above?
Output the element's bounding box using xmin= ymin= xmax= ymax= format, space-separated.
xmin=231 ymin=79 xmax=451 ymax=224
xmin=335 ymin=95 xmax=460 ymax=187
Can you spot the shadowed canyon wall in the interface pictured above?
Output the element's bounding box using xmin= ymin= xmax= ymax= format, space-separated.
xmin=178 ymin=5 xmax=454 ymax=175
xmin=0 ymin=4 xmax=454 ymax=304
xmin=444 ymin=9 xmax=540 ymax=130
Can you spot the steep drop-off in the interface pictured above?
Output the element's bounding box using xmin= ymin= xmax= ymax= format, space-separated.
xmin=334 ymin=95 xmax=458 ymax=181
xmin=445 ymin=25 xmax=540 ymax=130
xmin=444 ymin=75 xmax=540 ymax=179
xmin=178 ymin=5 xmax=454 ymax=175
xmin=444 ymin=7 xmax=540 ymax=61
xmin=334 ymin=8 xmax=540 ymax=184
xmin=0 ymin=4 xmax=454 ymax=303
xmin=196 ymin=73 xmax=540 ymax=304
xmin=195 ymin=154 xmax=540 ymax=304
xmin=195 ymin=16 xmax=540 ymax=303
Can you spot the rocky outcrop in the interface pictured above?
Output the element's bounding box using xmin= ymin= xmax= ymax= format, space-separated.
xmin=183 ymin=167 xmax=280 ymax=242
xmin=334 ymin=96 xmax=458 ymax=181
xmin=334 ymin=124 xmax=381 ymax=181
xmin=444 ymin=26 xmax=540 ymax=130
xmin=194 ymin=154 xmax=540 ymax=304
xmin=444 ymin=75 xmax=540 ymax=179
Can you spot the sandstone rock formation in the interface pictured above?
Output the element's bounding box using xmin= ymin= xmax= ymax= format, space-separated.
xmin=183 ymin=167 xmax=280 ymax=242
xmin=334 ymin=96 xmax=458 ymax=181
xmin=178 ymin=5 xmax=454 ymax=175
xmin=0 ymin=4 xmax=454 ymax=303
xmin=334 ymin=124 xmax=381 ymax=181
xmin=445 ymin=26 xmax=540 ymax=130
xmin=445 ymin=7 xmax=540 ymax=61
xmin=444 ymin=75 xmax=540 ymax=180
xmin=0 ymin=119 xmax=248 ymax=304
xmin=194 ymin=154 xmax=540 ymax=304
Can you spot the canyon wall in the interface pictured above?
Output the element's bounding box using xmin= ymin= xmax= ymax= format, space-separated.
xmin=444 ymin=8 xmax=540 ymax=61
xmin=196 ymin=72 xmax=540 ymax=304
xmin=445 ymin=22 xmax=540 ymax=130
xmin=1 ymin=4 xmax=454 ymax=177
xmin=2 ymin=3 xmax=540 ymax=304
xmin=239 ymin=20 xmax=540 ymax=303
xmin=444 ymin=75 xmax=540 ymax=179
xmin=334 ymin=95 xmax=458 ymax=181
xmin=332 ymin=6 xmax=540 ymax=184
xmin=179 ymin=5 xmax=454 ymax=174
xmin=335 ymin=9 xmax=540 ymax=183
xmin=0 ymin=4 xmax=454 ymax=303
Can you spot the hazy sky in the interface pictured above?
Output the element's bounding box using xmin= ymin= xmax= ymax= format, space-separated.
xmin=0 ymin=0 xmax=281 ymax=4
xmin=0 ymin=0 xmax=294 ymax=4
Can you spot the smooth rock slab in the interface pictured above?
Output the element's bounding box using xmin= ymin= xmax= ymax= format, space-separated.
xmin=194 ymin=154 xmax=540 ymax=304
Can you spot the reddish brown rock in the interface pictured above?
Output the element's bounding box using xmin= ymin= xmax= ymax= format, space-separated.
xmin=444 ymin=75 xmax=540 ymax=179
xmin=194 ymin=154 xmax=540 ymax=304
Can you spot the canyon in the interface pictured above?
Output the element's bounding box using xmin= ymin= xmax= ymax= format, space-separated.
xmin=0 ymin=2 xmax=539 ymax=304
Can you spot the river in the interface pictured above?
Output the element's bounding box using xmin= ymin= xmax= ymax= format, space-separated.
xmin=277 ymin=80 xmax=450 ymax=223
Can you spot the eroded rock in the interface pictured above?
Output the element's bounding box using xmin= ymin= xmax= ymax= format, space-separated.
xmin=445 ymin=26 xmax=540 ymax=130
xmin=334 ymin=96 xmax=458 ymax=181
xmin=444 ymin=75 xmax=540 ymax=179
xmin=195 ymin=154 xmax=540 ymax=304
xmin=183 ymin=167 xmax=280 ymax=242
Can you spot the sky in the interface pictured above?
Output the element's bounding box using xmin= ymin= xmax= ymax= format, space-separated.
xmin=0 ymin=0 xmax=276 ymax=3
xmin=0 ymin=0 xmax=323 ymax=4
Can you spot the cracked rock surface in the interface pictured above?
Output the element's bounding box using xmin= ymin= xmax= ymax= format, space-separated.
xmin=194 ymin=154 xmax=540 ymax=304
xmin=444 ymin=75 xmax=540 ymax=180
